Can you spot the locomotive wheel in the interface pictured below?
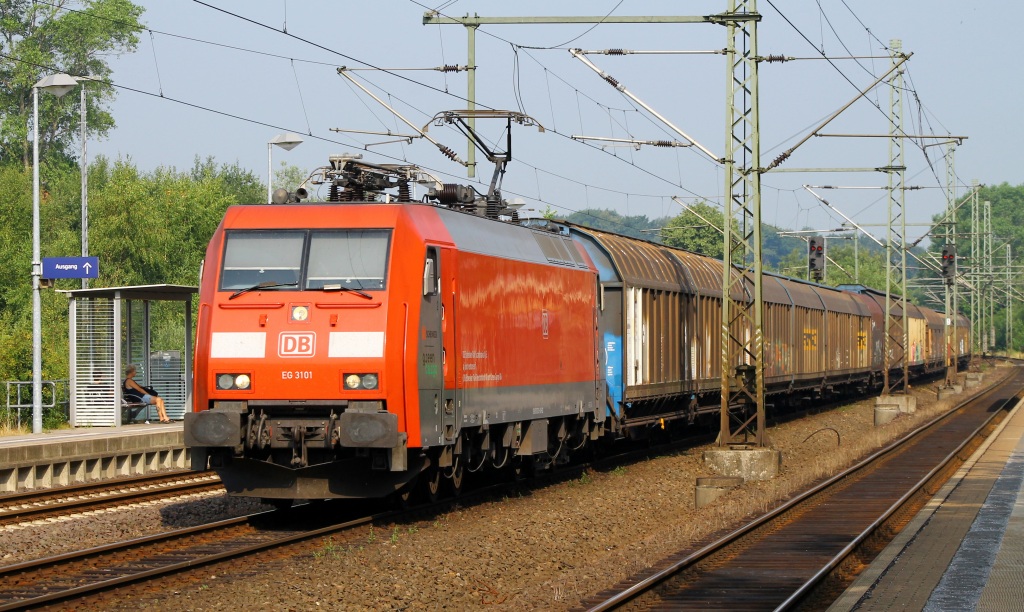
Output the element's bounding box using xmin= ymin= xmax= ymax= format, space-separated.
xmin=391 ymin=486 xmax=413 ymax=509
xmin=421 ymin=464 xmax=442 ymax=502
xmin=447 ymin=459 xmax=465 ymax=497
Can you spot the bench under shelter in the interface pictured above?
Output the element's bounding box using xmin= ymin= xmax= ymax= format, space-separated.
xmin=65 ymin=284 xmax=197 ymax=426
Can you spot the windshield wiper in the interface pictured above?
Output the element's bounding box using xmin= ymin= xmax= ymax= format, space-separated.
xmin=229 ymin=281 xmax=298 ymax=300
xmin=320 ymin=284 xmax=373 ymax=300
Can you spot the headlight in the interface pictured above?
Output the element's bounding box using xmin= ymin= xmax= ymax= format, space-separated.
xmin=343 ymin=373 xmax=379 ymax=390
xmin=216 ymin=373 xmax=252 ymax=390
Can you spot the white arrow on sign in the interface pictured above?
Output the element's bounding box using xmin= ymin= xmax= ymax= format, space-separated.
xmin=83 ymin=262 xmax=92 ymax=273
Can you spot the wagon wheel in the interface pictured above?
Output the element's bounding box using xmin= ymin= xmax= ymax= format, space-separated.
xmin=511 ymin=456 xmax=533 ymax=482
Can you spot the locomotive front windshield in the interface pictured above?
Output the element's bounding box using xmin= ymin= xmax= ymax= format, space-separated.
xmin=219 ymin=229 xmax=391 ymax=292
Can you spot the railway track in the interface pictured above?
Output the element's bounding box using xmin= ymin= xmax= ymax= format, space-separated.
xmin=0 ymin=437 xmax=677 ymax=610
xmin=0 ymin=471 xmax=222 ymax=526
xmin=0 ymin=501 xmax=384 ymax=611
xmin=579 ymin=366 xmax=1024 ymax=611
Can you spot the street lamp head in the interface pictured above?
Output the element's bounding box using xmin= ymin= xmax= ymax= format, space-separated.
xmin=269 ymin=132 xmax=304 ymax=151
xmin=34 ymin=73 xmax=79 ymax=97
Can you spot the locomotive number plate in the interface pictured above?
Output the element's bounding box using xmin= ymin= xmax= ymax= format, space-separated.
xmin=282 ymin=370 xmax=313 ymax=380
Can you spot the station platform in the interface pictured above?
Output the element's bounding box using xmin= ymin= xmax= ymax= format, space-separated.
xmin=830 ymin=394 xmax=1024 ymax=611
xmin=0 ymin=421 xmax=186 ymax=493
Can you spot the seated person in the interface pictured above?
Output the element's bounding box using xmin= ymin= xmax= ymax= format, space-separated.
xmin=123 ymin=365 xmax=169 ymax=423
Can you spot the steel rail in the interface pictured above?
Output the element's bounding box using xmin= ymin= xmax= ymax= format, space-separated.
xmin=582 ymin=366 xmax=1021 ymax=611
xmin=0 ymin=471 xmax=220 ymax=526
xmin=777 ymin=379 xmax=1022 ymax=610
xmin=0 ymin=508 xmax=379 ymax=611
xmin=0 ymin=470 xmax=215 ymax=504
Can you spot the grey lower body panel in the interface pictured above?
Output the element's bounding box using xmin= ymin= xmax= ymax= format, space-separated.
xmin=463 ymin=379 xmax=597 ymax=424
xmin=215 ymin=456 xmax=424 ymax=500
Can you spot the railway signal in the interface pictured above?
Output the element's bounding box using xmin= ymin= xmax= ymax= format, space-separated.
xmin=941 ymin=244 xmax=956 ymax=284
xmin=807 ymin=237 xmax=824 ymax=282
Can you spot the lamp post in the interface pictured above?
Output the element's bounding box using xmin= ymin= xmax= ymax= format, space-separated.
xmin=32 ymin=73 xmax=78 ymax=434
xmin=74 ymin=76 xmax=97 ymax=290
xmin=267 ymin=133 xmax=303 ymax=203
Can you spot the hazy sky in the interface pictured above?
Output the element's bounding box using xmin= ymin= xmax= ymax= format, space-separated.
xmin=86 ymin=1 xmax=1017 ymax=243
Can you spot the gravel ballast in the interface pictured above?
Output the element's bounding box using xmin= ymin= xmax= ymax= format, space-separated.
xmin=1 ymin=364 xmax=1010 ymax=611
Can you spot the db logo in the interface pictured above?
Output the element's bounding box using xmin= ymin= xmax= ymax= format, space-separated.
xmin=278 ymin=332 xmax=315 ymax=357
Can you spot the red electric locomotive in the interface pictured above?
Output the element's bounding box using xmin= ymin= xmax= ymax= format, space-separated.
xmin=186 ymin=153 xmax=971 ymax=503
xmin=185 ymin=156 xmax=603 ymax=500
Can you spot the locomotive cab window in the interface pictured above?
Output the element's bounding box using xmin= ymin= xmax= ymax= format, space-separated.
xmin=220 ymin=230 xmax=304 ymax=290
xmin=306 ymin=230 xmax=390 ymax=291
xmin=219 ymin=229 xmax=391 ymax=292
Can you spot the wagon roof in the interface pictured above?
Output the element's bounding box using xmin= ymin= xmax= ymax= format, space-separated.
xmin=568 ymin=226 xmax=725 ymax=295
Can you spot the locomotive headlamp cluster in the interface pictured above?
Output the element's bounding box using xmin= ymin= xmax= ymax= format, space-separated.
xmin=217 ymin=373 xmax=252 ymax=390
xmin=344 ymin=373 xmax=379 ymax=390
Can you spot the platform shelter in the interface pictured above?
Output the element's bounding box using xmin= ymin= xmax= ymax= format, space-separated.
xmin=65 ymin=285 xmax=197 ymax=427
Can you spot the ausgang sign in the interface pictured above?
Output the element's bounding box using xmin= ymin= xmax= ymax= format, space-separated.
xmin=42 ymin=257 xmax=99 ymax=279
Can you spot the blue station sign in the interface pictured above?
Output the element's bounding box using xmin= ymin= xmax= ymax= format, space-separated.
xmin=42 ymin=256 xmax=99 ymax=279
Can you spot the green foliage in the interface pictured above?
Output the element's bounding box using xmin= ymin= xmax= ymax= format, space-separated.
xmin=192 ymin=156 xmax=264 ymax=204
xmin=775 ymin=237 xmax=892 ymax=291
xmin=0 ymin=156 xmax=261 ymax=382
xmin=43 ymin=404 xmax=68 ymax=430
xmin=942 ymin=182 xmax=1024 ymax=351
xmin=564 ymin=208 xmax=669 ymax=241
xmin=661 ymin=200 xmax=725 ymax=257
xmin=0 ymin=0 xmax=145 ymax=167
xmin=273 ymin=161 xmax=315 ymax=200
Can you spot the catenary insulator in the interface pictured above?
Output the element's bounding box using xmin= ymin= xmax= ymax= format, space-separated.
xmin=603 ymin=75 xmax=620 ymax=88
xmin=439 ymin=64 xmax=463 ymax=72
xmin=607 ymin=49 xmax=625 ymax=55
xmin=653 ymin=140 xmax=673 ymax=147
xmin=770 ymin=151 xmax=791 ymax=168
xmin=762 ymin=54 xmax=788 ymax=63
xmin=437 ymin=145 xmax=458 ymax=161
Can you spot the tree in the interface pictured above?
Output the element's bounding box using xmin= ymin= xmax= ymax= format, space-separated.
xmin=0 ymin=0 xmax=145 ymax=168
xmin=564 ymin=208 xmax=666 ymax=241
xmin=192 ymin=156 xmax=264 ymax=205
xmin=661 ymin=200 xmax=725 ymax=257
xmin=274 ymin=161 xmax=314 ymax=199
xmin=0 ymin=156 xmax=261 ymax=383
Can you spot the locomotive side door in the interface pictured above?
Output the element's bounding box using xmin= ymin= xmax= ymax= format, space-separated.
xmin=439 ymin=248 xmax=459 ymax=445
xmin=418 ymin=246 xmax=459 ymax=448
xmin=417 ymin=247 xmax=445 ymax=446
